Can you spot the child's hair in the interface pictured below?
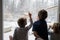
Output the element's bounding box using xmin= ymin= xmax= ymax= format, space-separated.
xmin=38 ymin=9 xmax=48 ymax=20
xmin=17 ymin=18 xmax=27 ymax=28
xmin=53 ymin=23 xmax=60 ymax=34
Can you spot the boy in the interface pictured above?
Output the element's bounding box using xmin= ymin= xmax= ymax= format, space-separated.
xmin=13 ymin=13 xmax=33 ymax=40
xmin=32 ymin=9 xmax=48 ymax=40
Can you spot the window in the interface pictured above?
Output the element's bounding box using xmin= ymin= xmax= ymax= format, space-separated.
xmin=3 ymin=0 xmax=58 ymax=40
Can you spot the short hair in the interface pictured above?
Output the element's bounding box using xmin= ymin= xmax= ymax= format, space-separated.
xmin=53 ymin=23 xmax=60 ymax=34
xmin=17 ymin=18 xmax=26 ymax=27
xmin=38 ymin=9 xmax=48 ymax=20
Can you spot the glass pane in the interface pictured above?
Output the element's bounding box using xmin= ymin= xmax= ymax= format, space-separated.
xmin=3 ymin=0 xmax=58 ymax=40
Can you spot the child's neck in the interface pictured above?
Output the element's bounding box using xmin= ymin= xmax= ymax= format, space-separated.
xmin=39 ymin=19 xmax=45 ymax=20
xmin=20 ymin=25 xmax=25 ymax=28
xmin=21 ymin=27 xmax=25 ymax=28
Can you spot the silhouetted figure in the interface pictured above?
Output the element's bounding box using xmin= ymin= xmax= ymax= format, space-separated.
xmin=32 ymin=9 xmax=48 ymax=40
xmin=13 ymin=13 xmax=33 ymax=40
xmin=50 ymin=23 xmax=60 ymax=40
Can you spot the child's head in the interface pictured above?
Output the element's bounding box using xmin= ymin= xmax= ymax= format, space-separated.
xmin=52 ymin=23 xmax=60 ymax=34
xmin=38 ymin=9 xmax=48 ymax=20
xmin=17 ymin=18 xmax=27 ymax=28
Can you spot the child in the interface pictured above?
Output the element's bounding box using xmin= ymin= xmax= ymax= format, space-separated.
xmin=13 ymin=13 xmax=33 ymax=40
xmin=51 ymin=23 xmax=60 ymax=40
xmin=32 ymin=9 xmax=48 ymax=40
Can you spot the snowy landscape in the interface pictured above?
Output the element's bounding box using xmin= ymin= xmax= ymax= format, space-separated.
xmin=3 ymin=0 xmax=58 ymax=40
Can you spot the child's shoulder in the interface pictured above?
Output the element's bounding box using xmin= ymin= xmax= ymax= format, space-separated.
xmin=33 ymin=20 xmax=40 ymax=25
xmin=15 ymin=27 xmax=19 ymax=29
xmin=15 ymin=27 xmax=19 ymax=31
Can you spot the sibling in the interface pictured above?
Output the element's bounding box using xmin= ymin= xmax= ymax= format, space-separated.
xmin=13 ymin=13 xmax=33 ymax=40
xmin=51 ymin=23 xmax=60 ymax=40
xmin=32 ymin=9 xmax=48 ymax=40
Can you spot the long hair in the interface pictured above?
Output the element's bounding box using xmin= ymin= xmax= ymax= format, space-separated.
xmin=53 ymin=23 xmax=60 ymax=34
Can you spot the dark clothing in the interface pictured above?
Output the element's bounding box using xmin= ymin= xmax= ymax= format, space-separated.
xmin=13 ymin=27 xmax=28 ymax=40
xmin=32 ymin=20 xmax=48 ymax=40
xmin=51 ymin=33 xmax=60 ymax=40
xmin=13 ymin=25 xmax=32 ymax=40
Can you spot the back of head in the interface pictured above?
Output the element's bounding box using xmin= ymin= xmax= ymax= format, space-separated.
xmin=38 ymin=9 xmax=48 ymax=20
xmin=17 ymin=18 xmax=27 ymax=28
xmin=53 ymin=23 xmax=60 ymax=34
